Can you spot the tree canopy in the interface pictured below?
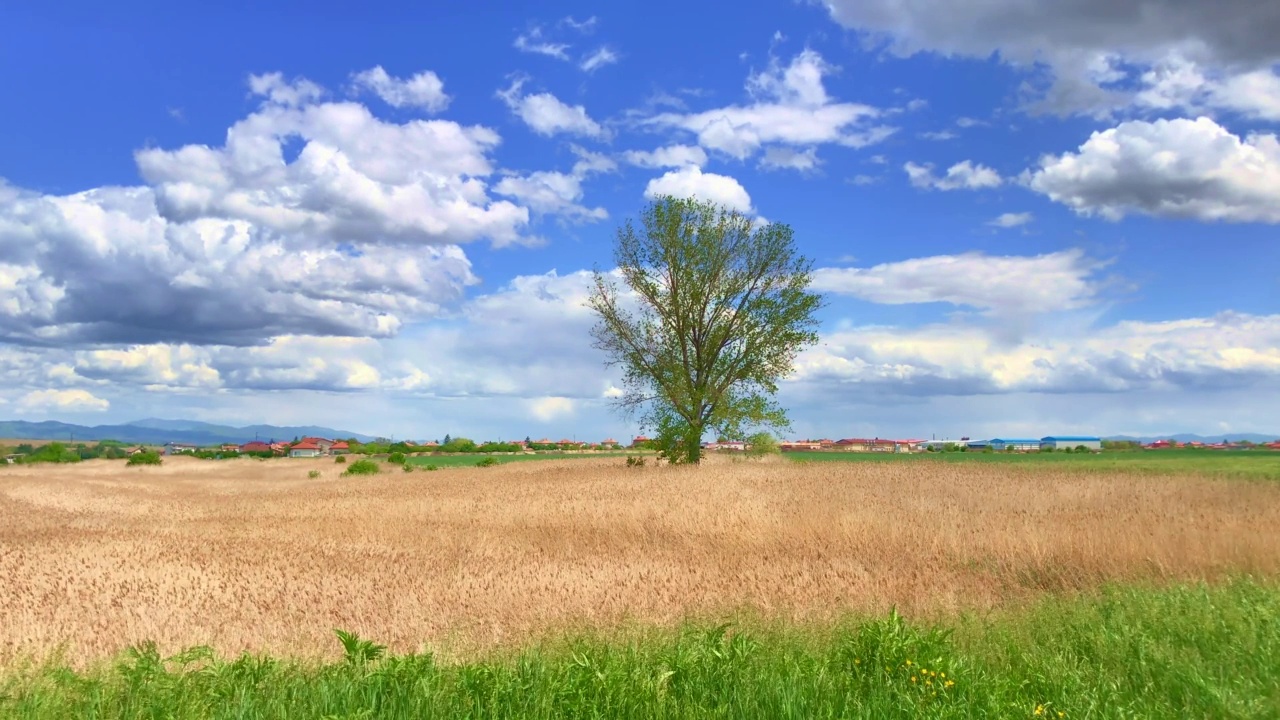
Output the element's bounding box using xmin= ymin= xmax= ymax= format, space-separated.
xmin=588 ymin=195 xmax=822 ymax=464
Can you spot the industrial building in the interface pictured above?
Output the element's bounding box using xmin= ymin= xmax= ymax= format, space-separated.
xmin=1040 ymin=436 xmax=1103 ymax=451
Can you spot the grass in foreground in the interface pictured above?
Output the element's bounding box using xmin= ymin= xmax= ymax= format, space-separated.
xmin=785 ymin=448 xmax=1280 ymax=480
xmin=3 ymin=578 xmax=1276 ymax=719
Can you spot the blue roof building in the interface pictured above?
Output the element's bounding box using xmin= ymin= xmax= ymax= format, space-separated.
xmin=1040 ymin=436 xmax=1103 ymax=451
xmin=990 ymin=438 xmax=1042 ymax=451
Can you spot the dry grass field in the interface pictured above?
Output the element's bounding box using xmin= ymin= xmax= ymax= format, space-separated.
xmin=2 ymin=455 xmax=1279 ymax=666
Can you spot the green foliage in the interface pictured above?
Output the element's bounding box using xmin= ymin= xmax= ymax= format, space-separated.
xmin=388 ymin=452 xmax=406 ymax=464
xmin=334 ymin=455 xmax=346 ymax=464
xmin=625 ymin=455 xmax=647 ymax=468
xmin=745 ymin=432 xmax=780 ymax=458
xmin=341 ymin=459 xmax=381 ymax=477
xmin=4 ymin=579 xmax=1278 ymax=719
xmin=440 ymin=437 xmax=478 ymax=454
xmin=307 ymin=470 xmax=321 ymax=479
xmin=333 ymin=629 xmax=386 ymax=665
xmin=126 ymin=452 xmax=163 ymax=467
xmin=19 ymin=442 xmax=82 ymax=464
xmin=588 ymin=196 xmax=823 ymax=464
xmin=423 ymin=464 xmax=439 ymax=471
xmin=475 ymin=456 xmax=500 ymax=468
xmin=402 ymin=463 xmax=413 ymax=473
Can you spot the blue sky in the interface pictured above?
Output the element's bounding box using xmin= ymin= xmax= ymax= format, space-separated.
xmin=1 ymin=0 xmax=1278 ymax=441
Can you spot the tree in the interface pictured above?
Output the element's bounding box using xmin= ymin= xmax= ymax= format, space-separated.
xmin=443 ymin=434 xmax=452 ymax=446
xmin=745 ymin=432 xmax=780 ymax=458
xmin=588 ymin=195 xmax=822 ymax=465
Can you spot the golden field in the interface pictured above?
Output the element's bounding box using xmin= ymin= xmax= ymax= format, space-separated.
xmin=2 ymin=455 xmax=1279 ymax=665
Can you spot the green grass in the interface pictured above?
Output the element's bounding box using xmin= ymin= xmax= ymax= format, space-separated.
xmin=784 ymin=448 xmax=1280 ymax=480
xmin=405 ymin=452 xmax=635 ymax=468
xmin=3 ymin=578 xmax=1277 ymax=719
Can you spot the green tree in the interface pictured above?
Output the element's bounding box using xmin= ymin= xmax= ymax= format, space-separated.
xmin=588 ymin=196 xmax=822 ymax=465
xmin=745 ymin=432 xmax=780 ymax=458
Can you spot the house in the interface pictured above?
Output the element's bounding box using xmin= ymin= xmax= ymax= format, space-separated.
xmin=163 ymin=442 xmax=197 ymax=456
xmin=300 ymin=437 xmax=334 ymax=454
xmin=1041 ymin=436 xmax=1103 ymax=451
xmin=989 ymin=438 xmax=1042 ymax=452
xmin=601 ymin=438 xmax=619 ymax=449
xmin=240 ymin=441 xmax=272 ymax=454
xmin=836 ymin=438 xmax=911 ymax=453
xmin=631 ymin=435 xmax=651 ymax=447
xmin=289 ymin=440 xmax=324 ymax=458
xmin=781 ymin=440 xmax=823 ymax=451
xmin=330 ymin=441 xmax=350 ymax=455
xmin=219 ymin=444 xmax=240 ymax=453
xmin=122 ymin=446 xmax=146 ymax=456
xmin=703 ymin=440 xmax=747 ymax=452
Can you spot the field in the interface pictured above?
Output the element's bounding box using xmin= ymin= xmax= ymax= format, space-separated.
xmin=2 ymin=454 xmax=1279 ymax=717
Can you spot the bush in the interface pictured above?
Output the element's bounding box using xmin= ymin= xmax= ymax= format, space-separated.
xmin=423 ymin=464 xmax=439 ymax=472
xmin=342 ymin=459 xmax=381 ymax=476
xmin=388 ymin=452 xmax=406 ymax=464
xmin=746 ymin=432 xmax=780 ymax=458
xmin=126 ymin=452 xmax=163 ymax=467
xmin=402 ymin=463 xmax=413 ymax=473
xmin=307 ymin=470 xmax=321 ymax=479
xmin=626 ymin=455 xmax=647 ymax=468
xmin=335 ymin=455 xmax=346 ymax=464
xmin=475 ymin=457 xmax=499 ymax=468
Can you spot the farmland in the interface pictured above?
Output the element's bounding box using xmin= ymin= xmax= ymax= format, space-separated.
xmin=2 ymin=454 xmax=1279 ymax=717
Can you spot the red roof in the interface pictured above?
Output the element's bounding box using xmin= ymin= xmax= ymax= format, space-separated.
xmin=330 ymin=441 xmax=349 ymax=450
xmin=240 ymin=441 xmax=271 ymax=452
xmin=292 ymin=441 xmax=321 ymax=450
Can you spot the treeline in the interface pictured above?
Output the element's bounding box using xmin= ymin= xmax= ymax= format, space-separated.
xmin=0 ymin=441 xmax=130 ymax=464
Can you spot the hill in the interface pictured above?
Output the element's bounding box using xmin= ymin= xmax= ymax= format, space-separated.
xmin=0 ymin=419 xmax=379 ymax=446
xmin=1105 ymin=432 xmax=1280 ymax=444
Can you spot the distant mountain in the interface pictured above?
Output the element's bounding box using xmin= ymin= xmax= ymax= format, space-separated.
xmin=1106 ymin=433 xmax=1280 ymax=444
xmin=0 ymin=419 xmax=379 ymax=446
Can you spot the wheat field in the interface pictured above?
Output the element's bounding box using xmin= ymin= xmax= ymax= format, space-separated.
xmin=2 ymin=455 xmax=1278 ymax=665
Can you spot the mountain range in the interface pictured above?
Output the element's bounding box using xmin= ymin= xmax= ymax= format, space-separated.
xmin=1104 ymin=433 xmax=1280 ymax=444
xmin=0 ymin=418 xmax=378 ymax=446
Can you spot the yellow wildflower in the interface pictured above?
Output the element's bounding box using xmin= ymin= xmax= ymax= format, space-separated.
xmin=905 ymin=660 xmax=912 ymax=666
xmin=1035 ymin=705 xmax=1045 ymax=716
xmin=945 ymin=680 xmax=955 ymax=688
xmin=911 ymin=676 xmax=917 ymax=683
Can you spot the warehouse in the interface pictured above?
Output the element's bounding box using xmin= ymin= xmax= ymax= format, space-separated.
xmin=989 ymin=438 xmax=1042 ymax=452
xmin=1040 ymin=436 xmax=1103 ymax=451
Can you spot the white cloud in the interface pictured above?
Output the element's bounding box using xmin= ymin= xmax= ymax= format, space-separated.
xmin=822 ymin=0 xmax=1280 ymax=117
xmin=350 ymin=66 xmax=450 ymax=112
xmin=247 ymin=72 xmax=324 ymax=107
xmin=622 ymin=144 xmax=708 ymax=168
xmin=529 ymin=396 xmax=576 ymax=422
xmin=988 ymin=212 xmax=1034 ymax=228
xmin=644 ymin=166 xmax=754 ymax=213
xmin=513 ymin=27 xmax=570 ymax=60
xmin=920 ymin=130 xmax=958 ymax=141
xmin=580 ymin=47 xmax=619 ymax=73
xmin=811 ymin=250 xmax=1103 ymax=315
xmin=138 ymin=75 xmax=530 ymax=247
xmin=645 ymin=50 xmax=888 ymax=160
xmin=904 ymin=160 xmax=1003 ymax=190
xmin=793 ymin=311 xmax=1280 ymax=397
xmin=1028 ymin=116 xmax=1280 ymax=222
xmin=17 ymin=388 xmax=109 ymax=413
xmin=497 ymin=80 xmax=608 ymax=139
xmin=760 ymin=146 xmax=821 ymax=172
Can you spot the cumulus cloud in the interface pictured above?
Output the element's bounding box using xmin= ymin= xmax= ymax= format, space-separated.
xmin=643 ymin=166 xmax=754 ymax=213
xmin=645 ymin=50 xmax=889 ymax=160
xmin=793 ymin=311 xmax=1280 ymax=397
xmin=17 ymin=388 xmax=109 ymax=412
xmin=811 ymin=250 xmax=1104 ymax=315
xmin=1027 ymin=116 xmax=1280 ymax=222
xmin=988 ymin=212 xmax=1034 ymax=228
xmin=622 ymin=144 xmax=708 ymax=168
xmin=904 ymin=160 xmax=1002 ymax=190
xmin=350 ymin=66 xmax=450 ymax=112
xmin=528 ymin=396 xmax=576 ymax=421
xmin=497 ymin=80 xmax=608 ymax=139
xmin=821 ymin=0 xmax=1280 ymax=117
xmin=138 ymin=73 xmax=529 ymax=247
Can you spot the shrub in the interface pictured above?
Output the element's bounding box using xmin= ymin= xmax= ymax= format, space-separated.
xmin=423 ymin=464 xmax=439 ymax=472
xmin=388 ymin=452 xmax=406 ymax=464
xmin=746 ymin=432 xmax=781 ymax=458
xmin=334 ymin=455 xmax=346 ymax=464
xmin=307 ymin=470 xmax=321 ymax=479
xmin=402 ymin=463 xmax=413 ymax=473
xmin=126 ymin=452 xmax=163 ymax=467
xmin=475 ymin=457 xmax=499 ymax=468
xmin=342 ymin=459 xmax=381 ymax=477
xmin=626 ymin=455 xmax=647 ymax=468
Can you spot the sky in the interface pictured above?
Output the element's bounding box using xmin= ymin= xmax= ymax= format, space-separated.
xmin=1 ymin=0 xmax=1278 ymax=442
